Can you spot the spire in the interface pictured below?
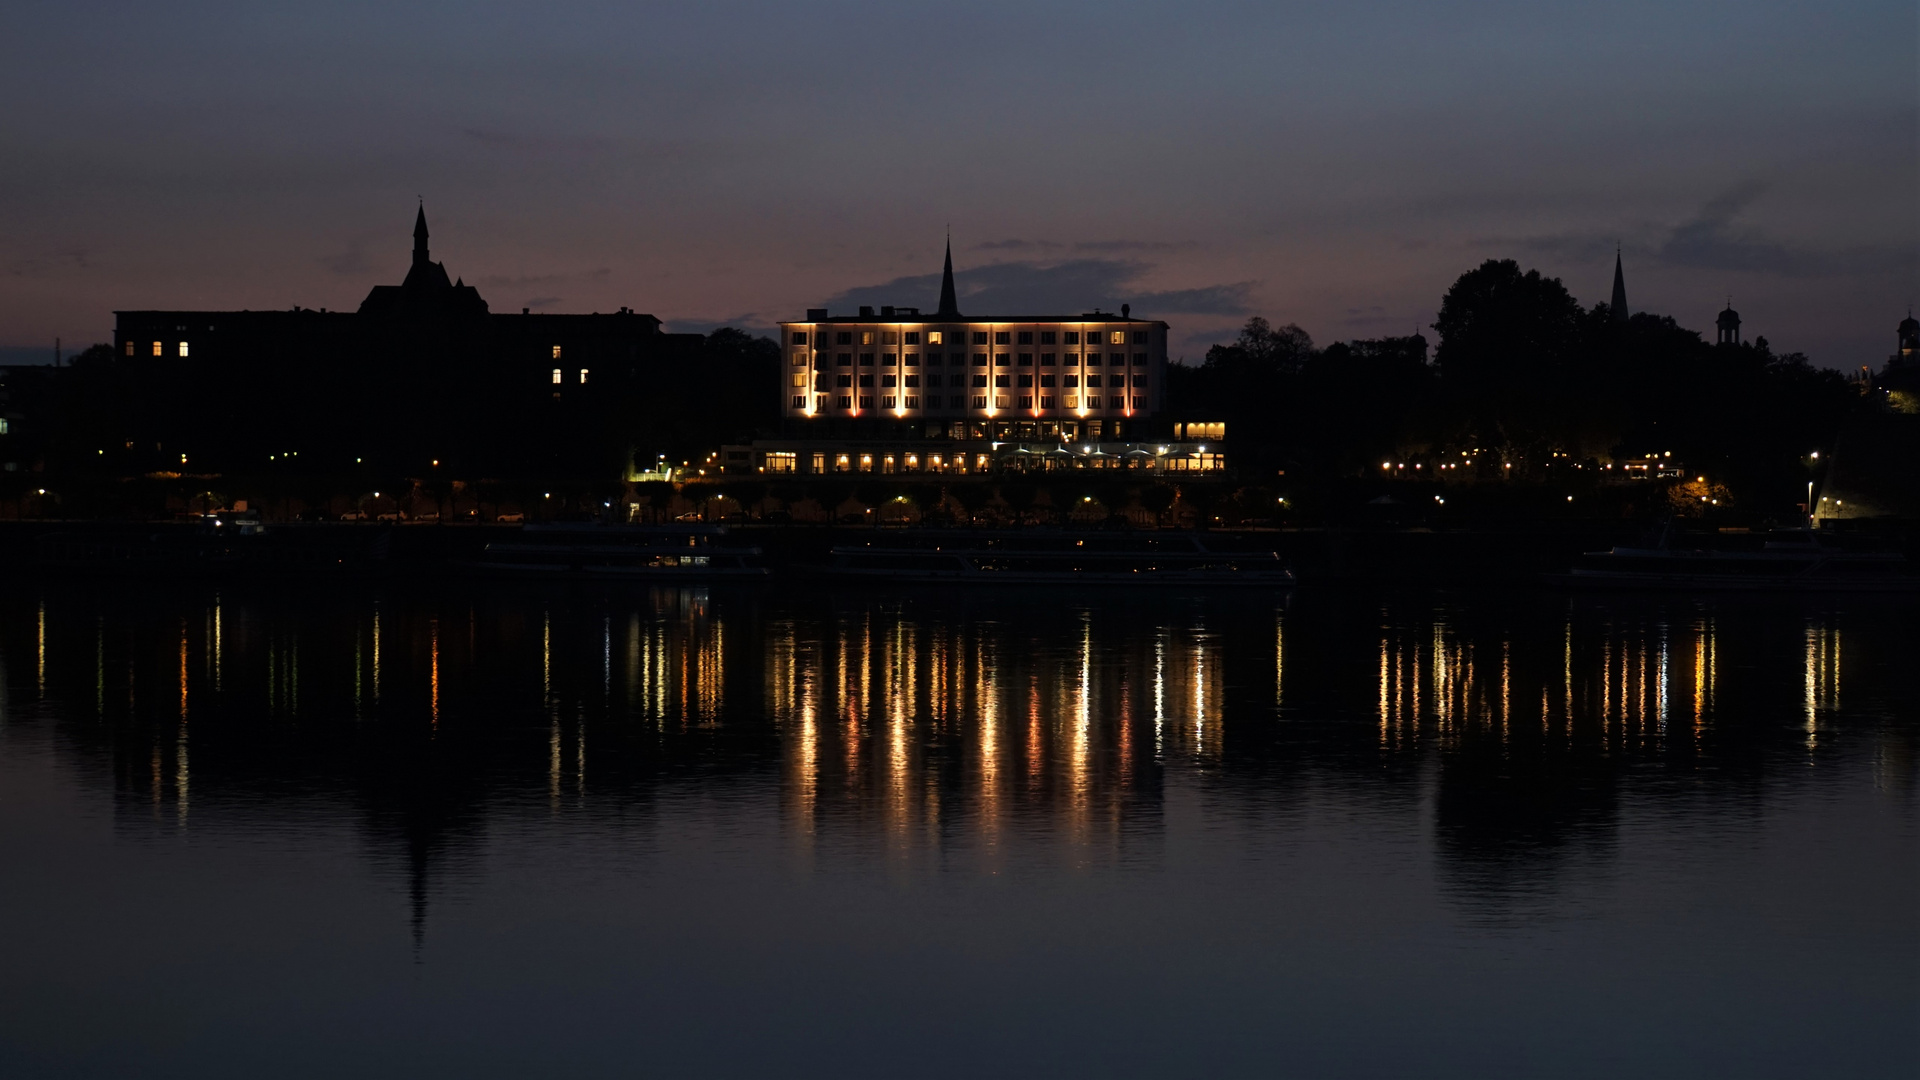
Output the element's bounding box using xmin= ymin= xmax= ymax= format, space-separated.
xmin=413 ymin=204 xmax=430 ymax=269
xmin=936 ymin=233 xmax=960 ymax=318
xmin=1610 ymin=248 xmax=1629 ymax=323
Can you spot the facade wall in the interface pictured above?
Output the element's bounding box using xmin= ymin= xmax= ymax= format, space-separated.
xmin=777 ymin=316 xmax=1167 ymax=423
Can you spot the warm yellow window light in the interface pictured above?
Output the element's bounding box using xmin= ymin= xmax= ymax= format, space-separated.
xmin=152 ymin=342 xmax=163 ymax=356
xmin=578 ymin=368 xmax=588 ymax=384
xmin=177 ymin=342 xmax=190 ymax=357
xmin=551 ymin=345 xmax=563 ymax=359
xmin=551 ymin=368 xmax=562 ymax=384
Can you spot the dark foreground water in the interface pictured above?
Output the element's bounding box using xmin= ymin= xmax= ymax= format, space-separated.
xmin=0 ymin=581 xmax=1913 ymax=1078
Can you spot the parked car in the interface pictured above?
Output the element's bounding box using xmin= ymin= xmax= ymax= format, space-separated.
xmin=340 ymin=511 xmax=367 ymax=521
xmin=415 ymin=512 xmax=440 ymax=523
xmin=496 ymin=512 xmax=525 ymax=523
xmin=377 ymin=512 xmax=406 ymax=522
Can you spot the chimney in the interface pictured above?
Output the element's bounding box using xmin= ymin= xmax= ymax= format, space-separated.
xmin=1122 ymin=304 xmax=1130 ymax=318
xmin=807 ymin=308 xmax=828 ymax=319
xmin=859 ymin=306 xmax=875 ymax=317
xmin=880 ymin=306 xmax=896 ymax=317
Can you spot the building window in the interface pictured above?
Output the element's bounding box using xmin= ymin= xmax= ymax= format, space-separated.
xmin=883 ymin=331 xmax=899 ymax=345
xmin=883 ymin=353 xmax=897 ymax=366
xmin=1133 ymin=352 xmax=1148 ymax=364
xmin=1017 ymin=331 xmax=1033 ymax=345
xmin=767 ymin=451 xmax=797 ymax=471
xmin=860 ymin=353 xmax=875 ymax=365
xmin=904 ymin=352 xmax=919 ymax=366
xmin=792 ymin=351 xmax=807 ymax=365
xmin=1087 ymin=354 xmax=1102 ymax=366
xmin=812 ymin=453 xmax=827 ymax=472
xmin=928 ymin=331 xmax=944 ymax=345
xmin=1133 ymin=331 xmax=1149 ymax=344
xmin=790 ymin=372 xmax=806 ymax=387
xmin=551 ymin=368 xmax=563 ymax=384
xmin=837 ymin=395 xmax=853 ymax=409
xmin=859 ymin=374 xmax=874 ymax=387
xmin=836 ymin=374 xmax=852 ymax=387
xmin=1040 ymin=331 xmax=1056 ymax=345
xmin=860 ymin=332 xmax=874 ymax=346
xmin=791 ymin=332 xmax=808 ymax=345
xmin=1019 ymin=395 xmax=1033 ymax=408
xmin=994 ymin=395 xmax=1011 ymax=409
xmin=994 ymin=354 xmax=1009 ymax=366
xmin=905 ymin=396 xmax=919 ymax=408
xmin=882 ymin=374 xmax=897 ymax=387
xmin=1110 ymin=396 xmax=1124 ymax=408
xmin=994 ymin=331 xmax=1011 ymax=345
xmin=972 ymin=395 xmax=987 ymax=408
xmin=176 ymin=342 xmax=189 ymax=356
xmin=1040 ymin=374 xmax=1056 ymax=387
xmin=973 ymin=331 xmax=989 ymax=345
xmin=1132 ymin=396 xmax=1145 ymax=409
xmin=835 ymin=454 xmax=852 ymax=471
xmin=904 ymin=331 xmax=920 ymax=345
xmin=123 ymin=341 xmax=134 ymax=356
xmin=1064 ymin=375 xmax=1079 ymax=388
xmin=1063 ymin=332 xmax=1080 ymax=344
xmin=974 ymin=353 xmax=988 ymax=366
xmin=1110 ymin=331 xmax=1126 ymax=344
xmin=791 ymin=395 xmax=806 ymax=408
xmin=972 ymin=374 xmax=988 ymax=387
xmin=552 ymin=345 xmax=563 ymax=359
xmin=152 ymin=342 xmax=163 ymax=356
xmin=837 ymin=331 xmax=854 ymax=345
xmin=1065 ymin=395 xmax=1079 ymax=408
xmin=1040 ymin=396 xmax=1055 ymax=408
xmin=1017 ymin=374 xmax=1033 ymax=387
xmin=1040 ymin=353 xmax=1055 ymax=366
xmin=1111 ymin=353 xmax=1125 ymax=364
xmin=1018 ymin=353 xmax=1033 ymax=365
xmin=1087 ymin=374 xmax=1102 ymax=388
xmin=883 ymin=396 xmax=896 ymax=408
xmin=579 ymin=368 xmax=589 ymax=383
xmin=994 ymin=374 xmax=1010 ymax=387
xmin=859 ymin=395 xmax=874 ymax=409
xmin=838 ymin=353 xmax=853 ymax=366
xmin=904 ymin=374 xmax=920 ymax=387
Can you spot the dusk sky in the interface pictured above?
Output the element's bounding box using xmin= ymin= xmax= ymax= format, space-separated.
xmin=2 ymin=0 xmax=1912 ymax=366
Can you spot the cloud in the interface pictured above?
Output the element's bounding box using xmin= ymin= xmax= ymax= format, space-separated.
xmin=317 ymin=245 xmax=372 ymax=275
xmin=6 ymin=249 xmax=91 ymax=278
xmin=821 ymin=258 xmax=1253 ymax=318
xmin=479 ymin=267 xmax=612 ymax=289
xmin=974 ymin=239 xmax=1062 ymax=251
xmin=1655 ymin=181 xmax=1823 ymax=275
xmin=1075 ymin=239 xmax=1195 ymax=253
xmin=664 ymin=315 xmax=779 ymax=336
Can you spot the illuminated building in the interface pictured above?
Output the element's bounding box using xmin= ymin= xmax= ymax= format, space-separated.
xmin=737 ymin=240 xmax=1225 ymax=478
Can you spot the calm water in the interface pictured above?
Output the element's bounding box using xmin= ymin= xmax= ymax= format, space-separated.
xmin=0 ymin=581 xmax=1913 ymax=1078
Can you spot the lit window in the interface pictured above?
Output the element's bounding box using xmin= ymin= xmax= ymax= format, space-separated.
xmin=551 ymin=368 xmax=563 ymax=384
xmin=994 ymin=395 xmax=1011 ymax=409
xmin=928 ymin=331 xmax=944 ymax=345
xmin=791 ymin=372 xmax=807 ymax=387
xmin=1110 ymin=331 xmax=1125 ymax=344
xmin=792 ymin=352 xmax=807 ymax=365
xmin=883 ymin=332 xmax=898 ymax=345
xmin=552 ymin=345 xmax=563 ymax=360
xmin=861 ymin=332 xmax=874 ymax=346
xmin=178 ymin=342 xmax=189 ymax=356
xmin=579 ymin=368 xmax=588 ymax=383
xmin=152 ymin=342 xmax=163 ymax=356
xmin=123 ymin=342 xmax=134 ymax=356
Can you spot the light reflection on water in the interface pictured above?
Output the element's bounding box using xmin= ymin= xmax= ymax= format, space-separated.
xmin=0 ymin=582 xmax=1913 ymax=1078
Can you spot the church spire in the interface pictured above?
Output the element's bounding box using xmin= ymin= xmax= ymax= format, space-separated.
xmin=413 ymin=204 xmax=430 ymax=269
xmin=936 ymin=233 xmax=960 ymax=318
xmin=1610 ymin=247 xmax=1629 ymax=323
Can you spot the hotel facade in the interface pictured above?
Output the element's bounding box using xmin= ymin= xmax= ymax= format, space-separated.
xmin=718 ymin=242 xmax=1225 ymax=479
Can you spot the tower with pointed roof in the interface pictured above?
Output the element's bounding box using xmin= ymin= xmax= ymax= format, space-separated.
xmin=1609 ymin=250 xmax=1629 ymax=323
xmin=936 ymin=237 xmax=961 ymax=318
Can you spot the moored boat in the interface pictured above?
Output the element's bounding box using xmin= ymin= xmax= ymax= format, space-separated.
xmin=819 ymin=530 xmax=1293 ymax=586
xmin=468 ymin=524 xmax=770 ymax=579
xmin=1565 ymin=526 xmax=1917 ymax=592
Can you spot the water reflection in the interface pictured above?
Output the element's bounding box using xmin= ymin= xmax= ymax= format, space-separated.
xmin=2 ymin=584 xmax=1913 ymax=936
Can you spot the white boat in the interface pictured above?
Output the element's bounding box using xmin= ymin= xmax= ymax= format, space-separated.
xmin=469 ymin=524 xmax=770 ymax=579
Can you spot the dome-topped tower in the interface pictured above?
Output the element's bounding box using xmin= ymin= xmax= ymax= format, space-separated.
xmin=1716 ymin=300 xmax=1741 ymax=346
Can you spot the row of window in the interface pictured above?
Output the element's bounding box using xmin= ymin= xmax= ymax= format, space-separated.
xmin=551 ymin=368 xmax=589 ymax=384
xmin=798 ymin=372 xmax=1148 ymax=389
xmin=802 ymin=352 xmax=1151 ymax=368
xmin=128 ymin=341 xmax=191 ymax=357
xmin=794 ymin=329 xmax=1149 ymax=347
xmin=796 ymin=395 xmax=1144 ymax=411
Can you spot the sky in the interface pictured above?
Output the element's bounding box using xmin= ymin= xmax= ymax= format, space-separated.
xmin=1 ymin=0 xmax=1913 ymax=367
